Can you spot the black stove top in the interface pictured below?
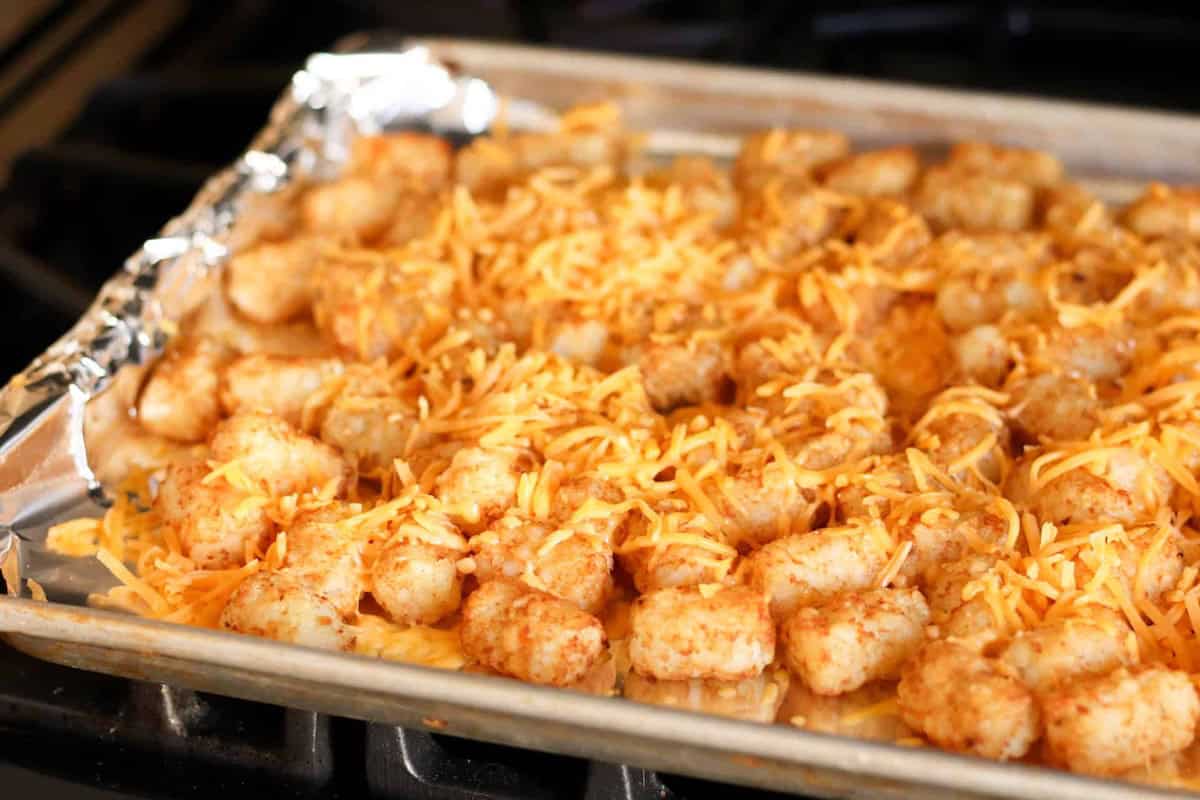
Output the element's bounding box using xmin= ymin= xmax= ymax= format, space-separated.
xmin=0 ymin=639 xmax=801 ymax=799
xmin=2 ymin=2 xmax=1199 ymax=798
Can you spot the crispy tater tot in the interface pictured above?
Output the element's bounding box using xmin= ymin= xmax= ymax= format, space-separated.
xmin=156 ymin=462 xmax=275 ymax=570
xmin=628 ymin=585 xmax=774 ymax=681
xmin=315 ymin=366 xmax=429 ymax=475
xmin=281 ymin=505 xmax=364 ymax=619
xmin=226 ymin=237 xmax=322 ymax=324
xmin=715 ymin=467 xmax=824 ymax=551
xmin=210 ymin=412 xmax=350 ymax=496
xmin=638 ymin=338 xmax=728 ymax=412
xmin=744 ymin=522 xmax=891 ymax=620
xmin=912 ymin=403 xmax=1011 ymax=486
xmin=1123 ymin=184 xmax=1200 ymax=241
xmin=624 ymin=667 xmax=790 ymax=722
xmin=472 ymin=509 xmax=614 ymax=614
xmin=138 ymin=338 xmax=226 ymax=443
xmin=897 ymin=640 xmax=1040 ymax=761
xmin=618 ymin=512 xmax=732 ymax=592
xmin=894 ymin=509 xmax=1006 ymax=587
xmin=370 ymin=507 xmax=465 ymax=626
xmin=952 ymin=324 xmax=1012 ymax=388
xmin=782 ymin=588 xmax=930 ymax=695
xmin=1004 ymin=449 xmax=1172 ymax=526
xmin=920 ymin=553 xmax=997 ymax=623
xmin=460 ymin=578 xmax=606 ymax=687
xmin=157 ymin=463 xmax=272 ymax=567
xmin=1043 ymin=667 xmax=1200 ymax=776
xmin=1008 ymin=372 xmax=1100 ymax=442
xmin=946 ymin=141 xmax=1064 ymax=188
xmin=220 ymin=354 xmax=343 ymax=428
xmin=1029 ymin=323 xmax=1136 ymax=382
xmin=778 ymin=680 xmax=911 ymax=742
xmin=310 ymin=253 xmax=456 ymax=360
xmin=1000 ymin=609 xmax=1131 ymax=693
xmin=220 ymin=570 xmax=353 ymax=651
xmin=818 ymin=146 xmax=921 ymax=197
xmin=455 ymin=125 xmax=626 ymax=194
xmin=854 ymin=198 xmax=932 ymax=265
xmin=188 ymin=291 xmax=331 ymax=358
xmin=349 ymin=132 xmax=453 ymax=188
xmin=549 ymin=318 xmax=610 ymax=367
xmin=301 ymin=176 xmax=398 ymax=242
xmin=371 ymin=540 xmax=462 ymax=626
xmin=734 ymin=129 xmax=850 ymax=188
xmin=916 ymin=166 xmax=1035 ymax=232
xmin=434 ymin=446 xmax=533 ymax=532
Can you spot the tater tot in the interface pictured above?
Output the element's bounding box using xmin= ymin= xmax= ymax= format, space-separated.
xmin=921 ymin=553 xmax=996 ymax=623
xmin=473 ymin=511 xmax=613 ymax=614
xmin=896 ymin=509 xmax=1005 ymax=585
xmin=624 ymin=667 xmax=789 ymax=722
xmin=138 ymin=339 xmax=226 ymax=443
xmin=349 ymin=132 xmax=453 ymax=188
xmin=220 ymin=354 xmax=343 ymax=428
xmin=782 ymin=588 xmax=930 ymax=696
xmin=715 ymin=467 xmax=823 ymax=551
xmin=434 ymin=446 xmax=532 ymax=532
xmin=744 ymin=523 xmax=891 ymax=620
xmin=818 ymin=146 xmax=921 ymax=197
xmin=619 ymin=526 xmax=732 ymax=593
xmin=225 ymin=237 xmax=322 ymax=324
xmin=1009 ymin=372 xmax=1100 ymax=442
xmin=1123 ymin=184 xmax=1200 ymax=240
xmin=946 ymin=141 xmax=1064 ymax=188
xmin=210 ymin=412 xmax=349 ymax=496
xmin=281 ymin=506 xmax=364 ymax=619
xmin=157 ymin=462 xmax=275 ymax=570
xmin=734 ymin=129 xmax=850 ymax=188
xmin=952 ymin=324 xmax=1012 ymax=388
xmin=897 ymin=640 xmax=1040 ymax=761
xmin=371 ymin=539 xmax=463 ymax=626
xmin=460 ymin=579 xmax=606 ymax=687
xmin=638 ymin=338 xmax=728 ymax=412
xmin=220 ymin=570 xmax=353 ymax=651
xmin=1004 ymin=448 xmax=1172 ymax=526
xmin=310 ymin=254 xmax=456 ymax=361
xmin=301 ymin=176 xmax=397 ymax=241
xmin=854 ymin=199 xmax=932 ymax=265
xmin=1000 ymin=609 xmax=1131 ymax=693
xmin=628 ymin=585 xmax=774 ymax=681
xmin=1043 ymin=667 xmax=1200 ymax=775
xmin=916 ymin=166 xmax=1035 ymax=232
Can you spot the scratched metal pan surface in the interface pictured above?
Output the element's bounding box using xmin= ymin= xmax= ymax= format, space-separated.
xmin=2 ymin=36 xmax=1200 ymax=800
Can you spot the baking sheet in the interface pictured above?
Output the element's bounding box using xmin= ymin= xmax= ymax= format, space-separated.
xmin=3 ymin=35 xmax=1200 ymax=799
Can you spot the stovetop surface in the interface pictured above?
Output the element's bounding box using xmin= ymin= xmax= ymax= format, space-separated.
xmin=0 ymin=638 xmax=806 ymax=799
xmin=3 ymin=3 xmax=1200 ymax=798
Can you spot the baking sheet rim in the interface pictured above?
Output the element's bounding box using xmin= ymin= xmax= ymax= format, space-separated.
xmin=0 ymin=597 xmax=1179 ymax=800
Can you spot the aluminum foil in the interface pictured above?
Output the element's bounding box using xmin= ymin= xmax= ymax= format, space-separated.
xmin=0 ymin=43 xmax=505 ymax=601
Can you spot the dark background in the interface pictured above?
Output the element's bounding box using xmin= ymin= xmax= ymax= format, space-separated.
xmin=1 ymin=3 xmax=1199 ymax=799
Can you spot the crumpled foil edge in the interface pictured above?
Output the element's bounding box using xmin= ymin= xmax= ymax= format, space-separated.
xmin=0 ymin=41 xmax=501 ymax=594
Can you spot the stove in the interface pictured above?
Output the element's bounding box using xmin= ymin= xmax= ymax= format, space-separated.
xmin=1 ymin=2 xmax=1198 ymax=798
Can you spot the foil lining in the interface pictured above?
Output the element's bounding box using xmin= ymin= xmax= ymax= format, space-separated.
xmin=0 ymin=44 xmax=503 ymax=600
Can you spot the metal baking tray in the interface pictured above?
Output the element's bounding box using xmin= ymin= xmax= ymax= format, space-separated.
xmin=3 ymin=36 xmax=1200 ymax=800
